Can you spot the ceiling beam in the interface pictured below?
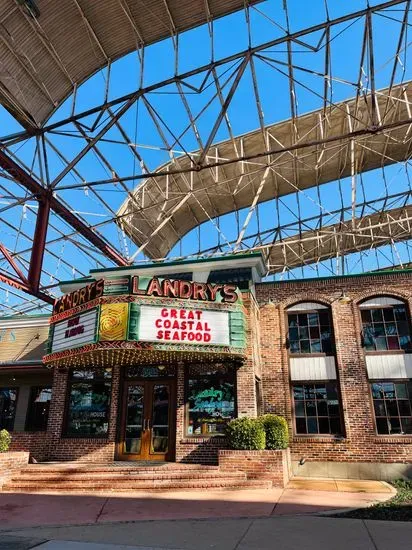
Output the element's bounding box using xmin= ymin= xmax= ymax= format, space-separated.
xmin=0 ymin=149 xmax=129 ymax=269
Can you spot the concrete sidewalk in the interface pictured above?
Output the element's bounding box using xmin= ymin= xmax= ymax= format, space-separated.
xmin=1 ymin=516 xmax=412 ymax=550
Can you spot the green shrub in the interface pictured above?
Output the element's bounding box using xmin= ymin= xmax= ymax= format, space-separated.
xmin=258 ymin=414 xmax=289 ymax=450
xmin=225 ymin=417 xmax=266 ymax=450
xmin=0 ymin=429 xmax=11 ymax=452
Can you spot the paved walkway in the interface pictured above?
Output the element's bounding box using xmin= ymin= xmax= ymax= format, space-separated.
xmin=0 ymin=479 xmax=393 ymax=527
xmin=0 ymin=479 xmax=404 ymax=549
xmin=1 ymin=516 xmax=412 ymax=550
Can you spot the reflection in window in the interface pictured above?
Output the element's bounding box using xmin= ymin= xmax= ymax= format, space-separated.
xmin=371 ymin=381 xmax=412 ymax=435
xmin=0 ymin=388 xmax=18 ymax=431
xmin=26 ymin=387 xmax=52 ymax=431
xmin=293 ymin=383 xmax=343 ymax=435
xmin=187 ymin=365 xmax=236 ymax=435
xmin=288 ymin=309 xmax=332 ymax=354
xmin=361 ymin=304 xmax=411 ymax=351
xmin=66 ymin=369 xmax=112 ymax=436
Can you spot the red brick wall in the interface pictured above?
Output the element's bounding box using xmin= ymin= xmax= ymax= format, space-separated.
xmin=9 ymin=432 xmax=48 ymax=462
xmin=219 ymin=449 xmax=290 ymax=487
xmin=0 ymin=451 xmax=29 ymax=487
xmin=256 ymin=271 xmax=412 ymax=464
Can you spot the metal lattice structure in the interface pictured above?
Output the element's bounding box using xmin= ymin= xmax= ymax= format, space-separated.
xmin=1 ymin=0 xmax=412 ymax=315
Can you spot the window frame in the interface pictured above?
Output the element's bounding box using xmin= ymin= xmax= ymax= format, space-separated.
xmin=359 ymin=298 xmax=412 ymax=354
xmin=286 ymin=304 xmax=335 ymax=357
xmin=25 ymin=386 xmax=52 ymax=432
xmin=63 ymin=368 xmax=112 ymax=439
xmin=184 ymin=364 xmax=237 ymax=438
xmin=290 ymin=380 xmax=345 ymax=438
xmin=0 ymin=387 xmax=19 ymax=432
xmin=369 ymin=378 xmax=412 ymax=436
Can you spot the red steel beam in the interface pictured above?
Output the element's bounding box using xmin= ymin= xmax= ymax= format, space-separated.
xmin=0 ymin=243 xmax=28 ymax=283
xmin=0 ymin=149 xmax=129 ymax=267
xmin=0 ymin=271 xmax=54 ymax=304
xmin=28 ymin=196 xmax=50 ymax=292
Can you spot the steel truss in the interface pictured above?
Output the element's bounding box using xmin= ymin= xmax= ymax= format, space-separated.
xmin=0 ymin=0 xmax=412 ymax=313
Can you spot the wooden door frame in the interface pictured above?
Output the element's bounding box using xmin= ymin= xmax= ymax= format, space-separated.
xmin=116 ymin=377 xmax=176 ymax=462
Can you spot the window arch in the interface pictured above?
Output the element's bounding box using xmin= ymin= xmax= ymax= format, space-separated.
xmin=287 ymin=301 xmax=333 ymax=355
xmin=359 ymin=296 xmax=411 ymax=352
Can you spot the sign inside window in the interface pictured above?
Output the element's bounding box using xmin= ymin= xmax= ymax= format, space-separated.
xmin=138 ymin=306 xmax=230 ymax=345
xmin=51 ymin=309 xmax=97 ymax=353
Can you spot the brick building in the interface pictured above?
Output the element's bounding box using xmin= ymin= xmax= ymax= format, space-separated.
xmin=1 ymin=253 xmax=411 ymax=479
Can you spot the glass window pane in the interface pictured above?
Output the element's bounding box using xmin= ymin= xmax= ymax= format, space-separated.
xmin=305 ymin=401 xmax=316 ymax=415
xmin=373 ymin=324 xmax=385 ymax=337
xmin=375 ymin=337 xmax=388 ymax=351
xmin=296 ymin=417 xmax=307 ymax=434
xmin=394 ymin=306 xmax=407 ymax=320
xmin=293 ymin=386 xmax=304 ymax=400
xmin=311 ymin=340 xmax=321 ymax=353
xmin=385 ymin=323 xmax=397 ymax=336
xmin=298 ymin=314 xmax=308 ymax=326
xmin=376 ymin=417 xmax=389 ymax=434
xmin=26 ymin=386 xmax=52 ymax=431
xmin=314 ymin=386 xmax=327 ymax=399
xmin=387 ymin=336 xmax=400 ymax=350
xmin=295 ymin=401 xmax=305 ymax=417
xmin=386 ymin=400 xmax=399 ymax=417
xmin=309 ymin=326 xmax=320 ymax=339
xmin=187 ymin=372 xmax=235 ymax=435
xmin=308 ymin=313 xmax=319 ymax=326
xmin=372 ymin=309 xmax=384 ymax=323
xmin=125 ymin=385 xmax=144 ymax=454
xmin=288 ymin=314 xmax=298 ymax=328
xmin=300 ymin=340 xmax=310 ymax=353
xmin=318 ymin=310 xmax=329 ymax=325
xmin=318 ymin=417 xmax=329 ymax=433
xmin=397 ymin=321 xmax=409 ymax=336
xmin=372 ymin=383 xmax=384 ymax=399
xmin=66 ymin=369 xmax=112 ymax=436
xmin=151 ymin=385 xmax=169 ymax=453
xmin=400 ymin=335 xmax=411 ymax=350
xmin=289 ymin=328 xmax=298 ymax=340
xmin=383 ymin=308 xmax=395 ymax=322
xmin=307 ymin=417 xmax=318 ymax=434
xmin=0 ymin=388 xmax=18 ymax=431
xmin=383 ymin=383 xmax=395 ymax=398
xmin=326 ymin=383 xmax=338 ymax=400
xmin=374 ymin=400 xmax=386 ymax=417
xmin=398 ymin=400 xmax=411 ymax=416
xmin=299 ymin=327 xmax=309 ymax=339
xmin=361 ymin=309 xmax=372 ymax=323
xmin=317 ymin=400 xmax=328 ymax=416
xmin=388 ymin=417 xmax=401 ymax=434
xmin=290 ymin=340 xmax=300 ymax=353
xmin=395 ymin=383 xmax=408 ymax=399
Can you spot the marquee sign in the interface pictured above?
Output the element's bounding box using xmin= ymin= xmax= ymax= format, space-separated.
xmin=51 ymin=309 xmax=98 ymax=353
xmin=53 ymin=279 xmax=104 ymax=315
xmin=132 ymin=277 xmax=239 ymax=303
xmin=138 ymin=306 xmax=230 ymax=346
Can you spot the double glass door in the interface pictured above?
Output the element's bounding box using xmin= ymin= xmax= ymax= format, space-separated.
xmin=118 ymin=380 xmax=175 ymax=461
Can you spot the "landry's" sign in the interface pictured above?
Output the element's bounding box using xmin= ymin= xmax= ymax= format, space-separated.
xmin=53 ymin=279 xmax=104 ymax=314
xmin=133 ymin=277 xmax=238 ymax=303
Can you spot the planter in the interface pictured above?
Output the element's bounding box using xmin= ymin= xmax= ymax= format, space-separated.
xmin=218 ymin=448 xmax=291 ymax=488
xmin=0 ymin=451 xmax=29 ymax=489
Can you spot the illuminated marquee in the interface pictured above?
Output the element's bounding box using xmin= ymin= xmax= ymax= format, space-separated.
xmin=133 ymin=277 xmax=238 ymax=303
xmin=53 ymin=279 xmax=104 ymax=314
xmin=139 ymin=305 xmax=230 ymax=346
xmin=51 ymin=309 xmax=98 ymax=353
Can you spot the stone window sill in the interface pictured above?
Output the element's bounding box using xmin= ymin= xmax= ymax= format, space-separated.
xmin=292 ymin=436 xmax=347 ymax=444
xmin=180 ymin=436 xmax=227 ymax=444
xmin=374 ymin=436 xmax=412 ymax=444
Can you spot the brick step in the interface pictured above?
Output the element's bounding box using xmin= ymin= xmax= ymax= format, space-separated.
xmin=12 ymin=471 xmax=246 ymax=482
xmin=3 ymin=479 xmax=272 ymax=492
xmin=21 ymin=466 xmax=220 ymax=475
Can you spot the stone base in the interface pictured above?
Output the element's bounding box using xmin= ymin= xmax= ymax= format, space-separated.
xmin=292 ymin=460 xmax=412 ymax=481
xmin=219 ymin=449 xmax=291 ymax=488
xmin=0 ymin=451 xmax=29 ymax=489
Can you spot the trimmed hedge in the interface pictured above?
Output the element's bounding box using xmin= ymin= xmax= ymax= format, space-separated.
xmin=225 ymin=417 xmax=266 ymax=450
xmin=0 ymin=429 xmax=11 ymax=452
xmin=258 ymin=414 xmax=289 ymax=450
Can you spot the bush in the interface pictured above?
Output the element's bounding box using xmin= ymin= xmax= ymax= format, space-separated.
xmin=0 ymin=430 xmax=11 ymax=452
xmin=225 ymin=417 xmax=266 ymax=450
xmin=258 ymin=415 xmax=289 ymax=450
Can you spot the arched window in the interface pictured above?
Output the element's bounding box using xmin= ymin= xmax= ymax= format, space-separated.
xmin=359 ymin=297 xmax=411 ymax=352
xmin=287 ymin=302 xmax=333 ymax=354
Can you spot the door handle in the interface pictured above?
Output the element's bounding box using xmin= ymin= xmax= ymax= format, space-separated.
xmin=147 ymin=419 xmax=151 ymax=430
xmin=143 ymin=419 xmax=147 ymax=430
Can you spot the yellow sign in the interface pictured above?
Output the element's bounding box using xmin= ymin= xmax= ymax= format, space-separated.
xmin=99 ymin=303 xmax=128 ymax=341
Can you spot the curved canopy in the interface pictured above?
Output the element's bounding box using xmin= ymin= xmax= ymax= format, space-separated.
xmin=0 ymin=0 xmax=256 ymax=128
xmin=118 ymin=81 xmax=412 ymax=259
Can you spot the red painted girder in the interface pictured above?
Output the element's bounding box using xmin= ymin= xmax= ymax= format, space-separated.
xmin=0 ymin=243 xmax=28 ymax=283
xmin=0 ymin=149 xmax=129 ymax=267
xmin=0 ymin=271 xmax=54 ymax=304
xmin=28 ymin=197 xmax=50 ymax=292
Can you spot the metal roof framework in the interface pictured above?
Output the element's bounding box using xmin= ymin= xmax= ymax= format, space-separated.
xmin=1 ymin=0 xmax=412 ymax=314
